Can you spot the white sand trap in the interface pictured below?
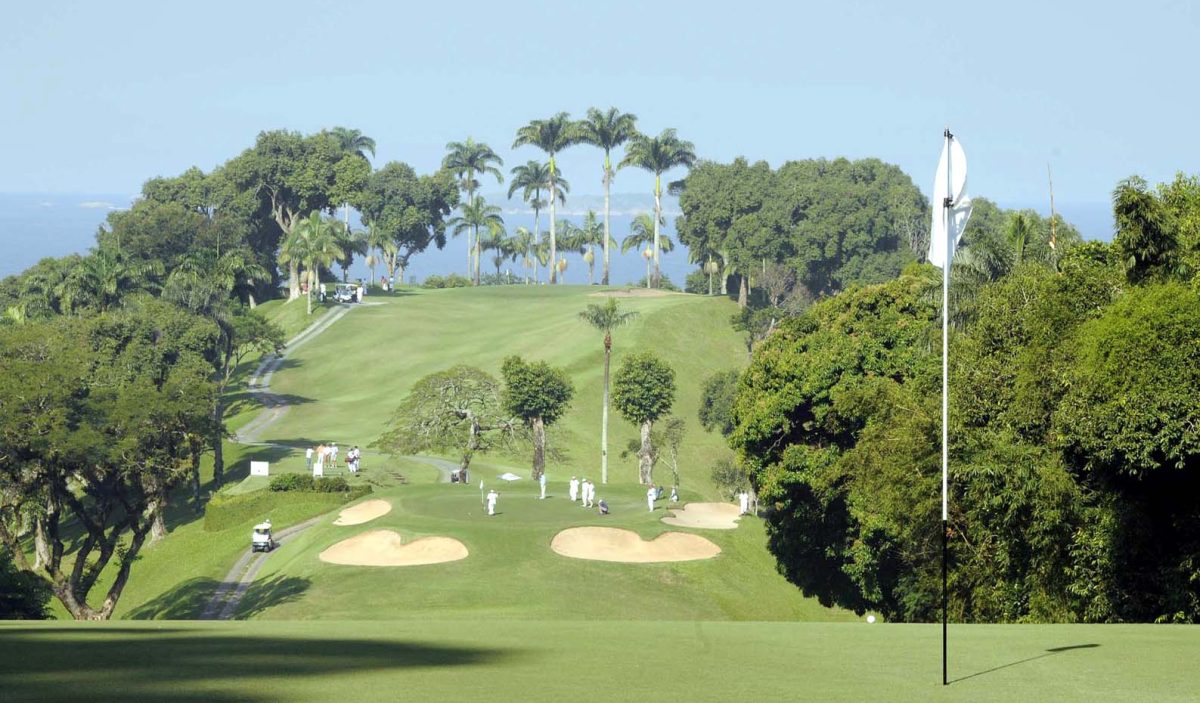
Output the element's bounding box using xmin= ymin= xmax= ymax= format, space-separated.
xmin=551 ymin=527 xmax=720 ymax=563
xmin=319 ymin=530 xmax=468 ymax=566
xmin=588 ymin=288 xmax=672 ymax=298
xmin=662 ymin=502 xmax=742 ymax=530
xmin=333 ymin=499 xmax=393 ymax=526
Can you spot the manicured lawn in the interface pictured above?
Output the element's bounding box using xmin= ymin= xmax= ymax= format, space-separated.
xmin=1 ymin=620 xmax=1195 ymax=702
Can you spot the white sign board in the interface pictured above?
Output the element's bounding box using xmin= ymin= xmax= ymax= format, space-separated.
xmin=250 ymin=461 xmax=269 ymax=477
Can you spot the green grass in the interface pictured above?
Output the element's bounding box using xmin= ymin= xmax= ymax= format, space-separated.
xmin=253 ymin=296 xmax=333 ymax=341
xmin=2 ymin=620 xmax=1196 ymax=702
xmin=265 ymin=285 xmax=745 ymax=496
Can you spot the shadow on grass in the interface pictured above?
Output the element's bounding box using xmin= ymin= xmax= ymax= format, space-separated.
xmin=127 ymin=575 xmax=310 ymax=621
xmin=951 ymin=643 xmax=1100 ymax=684
xmin=0 ymin=625 xmax=514 ymax=702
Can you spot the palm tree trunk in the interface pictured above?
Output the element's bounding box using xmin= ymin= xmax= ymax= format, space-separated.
xmin=652 ymin=176 xmax=662 ymax=289
xmin=211 ymin=400 xmax=224 ymax=486
xmin=474 ymin=225 xmax=482 ymax=285
xmin=288 ymin=261 xmax=300 ymax=301
xmin=645 ymin=257 xmax=651 ymax=289
xmin=603 ymin=159 xmax=612 ymax=285
xmin=601 ymin=337 xmax=611 ymax=484
xmin=549 ymin=174 xmax=558 ymax=284
xmin=306 ymin=266 xmax=314 ymax=315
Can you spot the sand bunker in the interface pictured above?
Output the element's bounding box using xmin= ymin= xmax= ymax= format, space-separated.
xmin=662 ymin=502 xmax=742 ymax=530
xmin=332 ymin=499 xmax=393 ymax=526
xmin=319 ymin=530 xmax=468 ymax=566
xmin=588 ymin=288 xmax=672 ymax=298
xmin=551 ymin=527 xmax=720 ymax=563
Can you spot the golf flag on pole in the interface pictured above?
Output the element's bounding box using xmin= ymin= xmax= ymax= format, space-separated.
xmin=931 ymin=128 xmax=972 ymax=687
xmin=928 ymin=136 xmax=973 ymax=269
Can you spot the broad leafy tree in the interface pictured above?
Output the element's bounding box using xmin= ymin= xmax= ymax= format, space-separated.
xmin=500 ymin=356 xmax=575 ymax=479
xmin=357 ymin=162 xmax=459 ymax=286
xmin=612 ymin=351 xmax=676 ymax=484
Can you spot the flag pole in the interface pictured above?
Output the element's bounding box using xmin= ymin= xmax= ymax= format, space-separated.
xmin=941 ymin=127 xmax=952 ymax=687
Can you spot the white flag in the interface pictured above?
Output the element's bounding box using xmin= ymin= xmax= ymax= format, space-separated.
xmin=928 ymin=136 xmax=973 ymax=268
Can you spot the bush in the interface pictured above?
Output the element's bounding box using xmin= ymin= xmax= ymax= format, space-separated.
xmin=0 ymin=550 xmax=50 ymax=619
xmin=710 ymin=457 xmax=750 ymax=501
xmin=423 ymin=273 xmax=472 ymax=289
xmin=269 ymin=473 xmax=353 ymax=493
xmin=685 ymin=269 xmax=710 ymax=294
xmin=422 ymin=275 xmax=446 ymax=289
xmin=631 ymin=274 xmax=680 ymax=291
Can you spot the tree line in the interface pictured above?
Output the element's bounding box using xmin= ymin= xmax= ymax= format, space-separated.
xmin=705 ymin=172 xmax=1200 ymax=623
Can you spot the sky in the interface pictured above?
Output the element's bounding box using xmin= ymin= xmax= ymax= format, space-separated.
xmin=2 ymin=0 xmax=1197 ymax=213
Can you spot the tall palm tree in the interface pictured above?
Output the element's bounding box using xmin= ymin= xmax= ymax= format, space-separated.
xmin=576 ymin=108 xmax=639 ymax=285
xmin=578 ymin=297 xmax=638 ymax=484
xmin=443 ymin=138 xmax=504 ymax=282
xmin=508 ymin=160 xmax=568 ymax=265
xmin=621 ymin=129 xmax=696 ymax=288
xmin=623 ymin=213 xmax=674 ymax=287
xmin=56 ymin=247 xmax=162 ymax=314
xmin=334 ymin=225 xmax=369 ymax=282
xmin=284 ymin=212 xmax=343 ymax=315
xmin=448 ymin=196 xmax=505 ymax=285
xmin=483 ymin=221 xmax=514 ymax=280
xmin=171 ymin=248 xmax=269 ymax=308
xmin=513 ymin=113 xmax=579 ymax=284
xmin=329 ymin=127 xmax=376 ymax=226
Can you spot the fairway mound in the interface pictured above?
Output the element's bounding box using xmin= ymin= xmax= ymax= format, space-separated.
xmin=319 ymin=530 xmax=468 ymax=566
xmin=551 ymin=527 xmax=720 ymax=563
xmin=661 ymin=502 xmax=741 ymax=530
xmin=589 ymin=288 xmax=672 ymax=298
xmin=333 ymin=499 xmax=393 ymax=526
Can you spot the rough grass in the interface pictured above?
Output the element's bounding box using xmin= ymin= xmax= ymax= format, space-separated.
xmin=2 ymin=620 xmax=1196 ymax=702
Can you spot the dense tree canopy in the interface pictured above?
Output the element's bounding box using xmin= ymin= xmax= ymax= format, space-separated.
xmin=500 ymin=356 xmax=574 ymax=479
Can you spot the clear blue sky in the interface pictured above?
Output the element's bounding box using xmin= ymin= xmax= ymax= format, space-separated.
xmin=3 ymin=0 xmax=1197 ymax=209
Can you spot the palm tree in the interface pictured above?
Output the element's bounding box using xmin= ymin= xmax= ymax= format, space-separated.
xmin=448 ymin=196 xmax=505 ymax=285
xmin=443 ymin=138 xmax=504 ymax=282
xmin=284 ymin=212 xmax=343 ymax=315
xmin=620 ymin=129 xmax=696 ymax=288
xmin=483 ymin=221 xmax=514 ymax=280
xmin=578 ymin=297 xmax=639 ymax=484
xmin=334 ymin=225 xmax=369 ymax=282
xmin=513 ymin=113 xmax=579 ymax=284
xmin=56 ymin=247 xmax=162 ymax=314
xmin=171 ymin=248 xmax=269 ymax=308
xmin=508 ymin=160 xmax=568 ymax=266
xmin=575 ymin=210 xmax=613 ymax=285
xmin=623 ymin=213 xmax=674 ymax=288
xmin=510 ymin=226 xmax=537 ymax=284
xmin=329 ymin=127 xmax=376 ymax=226
xmin=576 ymin=108 xmax=639 ymax=285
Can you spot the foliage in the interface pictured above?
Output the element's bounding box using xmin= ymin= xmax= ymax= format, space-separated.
xmin=710 ymin=457 xmax=751 ymax=501
xmin=612 ymin=352 xmax=677 ymax=427
xmin=373 ymin=366 xmax=515 ymax=474
xmin=698 ymin=369 xmax=740 ymax=436
xmin=501 ymin=356 xmax=575 ymax=478
xmin=422 ymin=273 xmax=472 ymax=289
xmin=268 ymin=474 xmax=354 ymax=493
xmin=0 ymin=548 xmax=51 ymax=619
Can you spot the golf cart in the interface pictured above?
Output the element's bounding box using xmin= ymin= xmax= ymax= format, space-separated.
xmin=333 ymin=283 xmax=359 ymax=303
xmin=251 ymin=520 xmax=275 ymax=553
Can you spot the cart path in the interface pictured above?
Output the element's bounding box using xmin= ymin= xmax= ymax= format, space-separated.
xmin=407 ymin=455 xmax=458 ymax=483
xmin=234 ymin=303 xmax=354 ymax=445
xmin=199 ymin=514 xmax=327 ymax=620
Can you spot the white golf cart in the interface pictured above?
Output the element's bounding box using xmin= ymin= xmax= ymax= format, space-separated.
xmin=333 ymin=283 xmax=359 ymax=303
xmin=251 ymin=520 xmax=275 ymax=553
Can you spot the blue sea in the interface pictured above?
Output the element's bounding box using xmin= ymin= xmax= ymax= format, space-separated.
xmin=0 ymin=193 xmax=1113 ymax=283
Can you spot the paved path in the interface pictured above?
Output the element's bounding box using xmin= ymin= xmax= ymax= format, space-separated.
xmin=234 ymin=303 xmax=354 ymax=445
xmin=199 ymin=514 xmax=326 ymax=620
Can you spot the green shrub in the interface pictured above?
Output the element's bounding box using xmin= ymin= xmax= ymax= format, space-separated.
xmin=269 ymin=473 xmax=314 ymax=492
xmin=313 ymin=476 xmax=351 ymax=493
xmin=422 ymin=275 xmax=446 ymax=289
xmin=444 ymin=273 xmax=471 ymax=288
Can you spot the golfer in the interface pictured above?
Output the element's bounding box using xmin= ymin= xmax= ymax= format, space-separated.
xmin=739 ymin=490 xmax=750 ymax=515
xmin=647 ymin=486 xmax=657 ymax=512
xmin=487 ymin=489 xmax=499 ymax=516
xmin=585 ymin=480 xmax=595 ymax=508
xmin=305 ymin=446 xmax=314 ymax=470
xmin=539 ymin=472 xmax=547 ymax=499
xmin=569 ymin=476 xmax=579 ymax=503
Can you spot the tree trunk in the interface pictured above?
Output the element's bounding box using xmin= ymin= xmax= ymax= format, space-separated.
xmin=531 ymin=416 xmax=546 ymax=480
xmin=652 ymin=176 xmax=662 ymax=289
xmin=708 ymin=270 xmax=714 ymax=296
xmin=190 ymin=446 xmax=202 ymax=511
xmin=248 ymin=292 xmax=257 ymax=309
xmin=211 ymin=398 xmax=224 ymax=486
xmin=150 ymin=495 xmax=167 ymax=543
xmin=720 ymin=261 xmax=729 ymax=295
xmin=601 ymin=336 xmax=611 ymax=483
xmin=603 ymin=159 xmax=612 ymax=285
xmin=474 ymin=225 xmax=482 ymax=285
xmin=638 ymin=420 xmax=654 ymax=485
xmin=738 ymin=275 xmax=748 ymax=309
xmin=288 ymin=260 xmax=300 ymax=301
xmin=549 ymin=166 xmax=558 ymax=284
xmin=396 ymin=262 xmax=406 ymax=288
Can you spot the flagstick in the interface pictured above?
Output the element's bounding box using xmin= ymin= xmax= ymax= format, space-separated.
xmin=941 ymin=127 xmax=952 ymax=687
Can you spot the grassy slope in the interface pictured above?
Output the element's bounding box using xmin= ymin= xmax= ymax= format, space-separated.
xmin=266 ymin=286 xmax=746 ymax=495
xmin=2 ymin=620 xmax=1196 ymax=703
